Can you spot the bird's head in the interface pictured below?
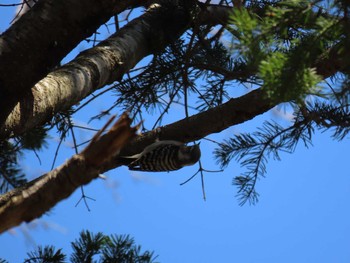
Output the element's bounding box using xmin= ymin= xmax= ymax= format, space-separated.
xmin=178 ymin=143 xmax=201 ymax=166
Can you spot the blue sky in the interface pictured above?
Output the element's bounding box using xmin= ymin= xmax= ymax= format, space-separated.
xmin=1 ymin=3 xmax=350 ymax=262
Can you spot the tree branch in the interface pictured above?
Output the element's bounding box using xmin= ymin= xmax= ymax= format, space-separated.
xmin=0 ymin=0 xmax=143 ymax=124
xmin=1 ymin=2 xmax=192 ymax=138
xmin=0 ymin=113 xmax=139 ymax=233
xmin=0 ymin=0 xmax=142 ymax=95
xmin=104 ymin=87 xmax=274 ymax=170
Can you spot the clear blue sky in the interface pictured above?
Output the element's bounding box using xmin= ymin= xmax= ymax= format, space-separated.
xmin=1 ymin=3 xmax=350 ymax=263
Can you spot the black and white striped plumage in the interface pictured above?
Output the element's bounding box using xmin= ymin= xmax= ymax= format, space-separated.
xmin=126 ymin=141 xmax=201 ymax=172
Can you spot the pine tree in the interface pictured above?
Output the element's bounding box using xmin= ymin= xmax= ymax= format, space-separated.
xmin=0 ymin=0 xmax=349 ymax=230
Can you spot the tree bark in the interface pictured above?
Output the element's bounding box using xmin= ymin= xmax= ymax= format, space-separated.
xmin=1 ymin=2 xmax=193 ymax=138
xmin=0 ymin=0 xmax=143 ymax=124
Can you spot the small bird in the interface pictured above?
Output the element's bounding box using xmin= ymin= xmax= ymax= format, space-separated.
xmin=123 ymin=140 xmax=201 ymax=172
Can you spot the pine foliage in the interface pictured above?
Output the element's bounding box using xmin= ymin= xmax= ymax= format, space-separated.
xmin=0 ymin=140 xmax=26 ymax=193
xmin=101 ymin=234 xmax=155 ymax=263
xmin=70 ymin=231 xmax=106 ymax=263
xmin=214 ymin=99 xmax=350 ymax=205
xmin=112 ymin=34 xmax=234 ymax=123
xmin=25 ymin=246 xmax=66 ymax=263
xmin=213 ymin=0 xmax=350 ymax=204
xmin=17 ymin=230 xmax=157 ymax=263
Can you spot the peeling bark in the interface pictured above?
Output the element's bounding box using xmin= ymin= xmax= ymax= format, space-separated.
xmin=0 ymin=113 xmax=139 ymax=233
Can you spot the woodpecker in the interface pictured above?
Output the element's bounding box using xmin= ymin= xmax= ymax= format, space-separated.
xmin=124 ymin=140 xmax=201 ymax=172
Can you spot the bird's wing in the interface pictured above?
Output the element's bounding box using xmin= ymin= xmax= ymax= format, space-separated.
xmin=140 ymin=140 xmax=183 ymax=155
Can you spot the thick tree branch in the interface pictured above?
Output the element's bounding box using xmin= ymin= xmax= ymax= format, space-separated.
xmin=0 ymin=0 xmax=143 ymax=95
xmin=0 ymin=113 xmax=139 ymax=233
xmin=0 ymin=0 xmax=143 ymax=124
xmin=1 ymin=2 xmax=193 ymax=138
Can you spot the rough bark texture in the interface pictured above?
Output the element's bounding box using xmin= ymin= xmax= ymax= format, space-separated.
xmin=0 ymin=0 xmax=143 ymax=94
xmin=0 ymin=113 xmax=138 ymax=233
xmin=0 ymin=0 xmax=142 ymax=124
xmin=1 ymin=2 xmax=192 ymax=138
